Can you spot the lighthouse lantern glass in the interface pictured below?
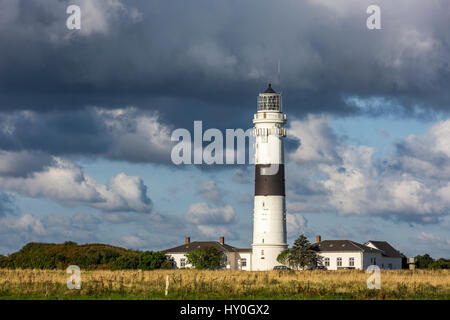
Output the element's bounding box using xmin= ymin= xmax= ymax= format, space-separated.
xmin=257 ymin=94 xmax=281 ymax=112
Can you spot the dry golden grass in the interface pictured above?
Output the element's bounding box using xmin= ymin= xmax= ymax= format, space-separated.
xmin=0 ymin=268 xmax=449 ymax=299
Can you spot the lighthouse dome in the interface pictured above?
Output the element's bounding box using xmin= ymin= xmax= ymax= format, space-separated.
xmin=264 ymin=83 xmax=277 ymax=94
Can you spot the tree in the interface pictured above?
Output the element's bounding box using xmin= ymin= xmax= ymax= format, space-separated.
xmin=0 ymin=254 xmax=7 ymax=268
xmin=113 ymin=253 xmax=140 ymax=270
xmin=427 ymin=258 xmax=450 ymax=270
xmin=160 ymin=259 xmax=174 ymax=269
xmin=277 ymin=235 xmax=318 ymax=270
xmin=138 ymin=251 xmax=168 ymax=270
xmin=185 ymin=247 xmax=224 ymax=270
xmin=415 ymin=254 xmax=435 ymax=269
xmin=276 ymin=249 xmax=289 ymax=266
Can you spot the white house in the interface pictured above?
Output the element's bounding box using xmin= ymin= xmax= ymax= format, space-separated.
xmin=311 ymin=236 xmax=405 ymax=270
xmin=164 ymin=237 xmax=252 ymax=271
xmin=364 ymin=240 xmax=404 ymax=269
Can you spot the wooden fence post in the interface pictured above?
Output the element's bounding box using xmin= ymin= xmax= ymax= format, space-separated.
xmin=165 ymin=274 xmax=169 ymax=296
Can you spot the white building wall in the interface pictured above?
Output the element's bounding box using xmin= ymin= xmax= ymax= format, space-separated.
xmin=317 ymin=252 xmax=400 ymax=270
xmin=317 ymin=252 xmax=364 ymax=270
xmin=252 ymin=244 xmax=287 ymax=271
xmin=254 ymin=122 xmax=285 ymax=164
xmin=380 ymin=257 xmax=402 ymax=269
xmin=253 ymin=196 xmax=286 ymax=247
xmin=364 ymin=242 xmax=403 ymax=269
xmin=167 ymin=253 xmax=193 ymax=269
xmin=237 ymin=252 xmax=252 ymax=271
xmin=362 ymin=252 xmax=383 ymax=270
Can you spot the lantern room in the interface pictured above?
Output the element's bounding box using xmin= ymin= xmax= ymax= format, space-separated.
xmin=257 ymin=83 xmax=281 ymax=112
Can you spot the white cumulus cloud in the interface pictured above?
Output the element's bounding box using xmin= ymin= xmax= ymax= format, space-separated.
xmin=186 ymin=202 xmax=236 ymax=225
xmin=0 ymin=157 xmax=153 ymax=213
xmin=287 ymin=115 xmax=450 ymax=224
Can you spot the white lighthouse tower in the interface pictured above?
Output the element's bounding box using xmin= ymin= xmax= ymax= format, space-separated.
xmin=251 ymin=83 xmax=287 ymax=271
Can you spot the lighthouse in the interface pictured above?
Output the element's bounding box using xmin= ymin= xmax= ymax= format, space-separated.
xmin=252 ymin=83 xmax=287 ymax=271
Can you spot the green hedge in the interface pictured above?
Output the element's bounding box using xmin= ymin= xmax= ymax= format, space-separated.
xmin=0 ymin=242 xmax=172 ymax=270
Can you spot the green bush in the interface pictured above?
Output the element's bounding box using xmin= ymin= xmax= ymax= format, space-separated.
xmin=138 ymin=251 xmax=167 ymax=270
xmin=415 ymin=254 xmax=434 ymax=269
xmin=0 ymin=254 xmax=7 ymax=268
xmin=1 ymin=242 xmax=143 ymax=270
xmin=160 ymin=259 xmax=174 ymax=269
xmin=428 ymin=258 xmax=450 ymax=270
xmin=415 ymin=254 xmax=450 ymax=269
xmin=185 ymin=247 xmax=224 ymax=270
xmin=277 ymin=234 xmax=317 ymax=269
xmin=113 ymin=253 xmax=140 ymax=270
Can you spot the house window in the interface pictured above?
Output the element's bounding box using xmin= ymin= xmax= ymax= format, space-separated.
xmin=180 ymin=258 xmax=186 ymax=267
xmin=337 ymin=257 xmax=342 ymax=267
xmin=324 ymin=257 xmax=330 ymax=267
xmin=349 ymin=257 xmax=354 ymax=267
xmin=241 ymin=258 xmax=247 ymax=267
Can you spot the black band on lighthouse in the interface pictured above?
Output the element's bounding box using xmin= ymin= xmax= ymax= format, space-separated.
xmin=255 ymin=164 xmax=285 ymax=196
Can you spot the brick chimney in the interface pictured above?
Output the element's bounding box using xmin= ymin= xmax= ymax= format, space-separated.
xmin=220 ymin=236 xmax=224 ymax=245
xmin=316 ymin=235 xmax=321 ymax=243
xmin=185 ymin=237 xmax=190 ymax=244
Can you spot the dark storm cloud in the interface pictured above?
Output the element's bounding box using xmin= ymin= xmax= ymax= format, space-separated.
xmin=0 ymin=150 xmax=54 ymax=177
xmin=0 ymin=107 xmax=173 ymax=164
xmin=0 ymin=0 xmax=449 ymax=130
xmin=0 ymin=109 xmax=109 ymax=156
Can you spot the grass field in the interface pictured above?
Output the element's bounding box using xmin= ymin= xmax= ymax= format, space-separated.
xmin=0 ymin=268 xmax=449 ymax=300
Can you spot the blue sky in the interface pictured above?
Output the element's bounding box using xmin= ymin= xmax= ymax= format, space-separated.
xmin=0 ymin=0 xmax=449 ymax=258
